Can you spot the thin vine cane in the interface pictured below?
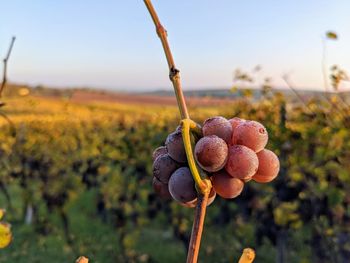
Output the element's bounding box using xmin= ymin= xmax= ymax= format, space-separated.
xmin=1 ymin=36 xmax=16 ymax=98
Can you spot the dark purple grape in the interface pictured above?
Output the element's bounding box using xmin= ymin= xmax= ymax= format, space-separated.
xmin=202 ymin=116 xmax=232 ymax=144
xmin=165 ymin=130 xmax=187 ymax=163
xmin=153 ymin=153 xmax=181 ymax=183
xmin=152 ymin=177 xmax=171 ymax=199
xmin=194 ymin=135 xmax=228 ymax=172
xmin=175 ymin=125 xmax=182 ymax=132
xmin=152 ymin=146 xmax=167 ymax=161
xmin=168 ymin=167 xmax=197 ymax=203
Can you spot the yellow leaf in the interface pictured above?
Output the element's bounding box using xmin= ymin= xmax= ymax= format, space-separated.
xmin=0 ymin=222 xmax=12 ymax=249
xmin=0 ymin=209 xmax=4 ymax=220
xmin=326 ymin=31 xmax=338 ymax=40
xmin=76 ymin=256 xmax=89 ymax=263
xmin=238 ymin=248 xmax=255 ymax=263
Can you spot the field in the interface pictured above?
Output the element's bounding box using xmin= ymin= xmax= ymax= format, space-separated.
xmin=1 ymin=89 xmax=350 ymax=262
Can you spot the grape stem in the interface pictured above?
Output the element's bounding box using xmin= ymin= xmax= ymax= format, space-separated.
xmin=186 ymin=191 xmax=209 ymax=263
xmin=181 ymin=118 xmax=211 ymax=195
xmin=143 ymin=0 xmax=189 ymax=119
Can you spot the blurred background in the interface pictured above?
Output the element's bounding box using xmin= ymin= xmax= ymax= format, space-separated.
xmin=0 ymin=1 xmax=350 ymax=262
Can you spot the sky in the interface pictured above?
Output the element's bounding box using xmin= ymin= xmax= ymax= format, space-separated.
xmin=0 ymin=0 xmax=349 ymax=91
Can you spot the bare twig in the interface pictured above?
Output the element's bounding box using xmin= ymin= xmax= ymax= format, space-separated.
xmin=322 ymin=38 xmax=328 ymax=95
xmin=283 ymin=74 xmax=347 ymax=127
xmin=0 ymin=36 xmax=16 ymax=98
xmin=143 ymin=0 xmax=189 ymax=119
xmin=282 ymin=74 xmax=315 ymax=114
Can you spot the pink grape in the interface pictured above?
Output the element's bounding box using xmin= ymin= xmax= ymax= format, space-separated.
xmin=232 ymin=120 xmax=268 ymax=152
xmin=225 ymin=145 xmax=259 ymax=180
xmin=228 ymin=117 xmax=245 ymax=131
xmin=165 ymin=129 xmax=187 ymax=163
xmin=253 ymin=149 xmax=280 ymax=183
xmin=202 ymin=116 xmax=232 ymax=144
xmin=168 ymin=167 xmax=197 ymax=203
xmin=212 ymin=170 xmax=244 ymax=199
xmin=153 ymin=153 xmax=181 ymax=183
xmin=194 ymin=135 xmax=228 ymax=172
xmin=152 ymin=177 xmax=171 ymax=199
xmin=152 ymin=146 xmax=167 ymax=161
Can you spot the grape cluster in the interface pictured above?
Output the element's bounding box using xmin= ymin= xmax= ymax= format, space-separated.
xmin=152 ymin=116 xmax=280 ymax=206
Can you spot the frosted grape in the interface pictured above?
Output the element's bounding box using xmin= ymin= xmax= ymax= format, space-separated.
xmin=225 ymin=145 xmax=259 ymax=180
xmin=253 ymin=149 xmax=280 ymax=183
xmin=202 ymin=116 xmax=232 ymax=144
xmin=232 ymin=120 xmax=268 ymax=152
xmin=212 ymin=170 xmax=244 ymax=199
xmin=194 ymin=135 xmax=228 ymax=172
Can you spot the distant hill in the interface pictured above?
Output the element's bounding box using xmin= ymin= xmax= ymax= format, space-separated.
xmin=143 ymin=88 xmax=349 ymax=99
xmin=2 ymin=83 xmax=349 ymax=106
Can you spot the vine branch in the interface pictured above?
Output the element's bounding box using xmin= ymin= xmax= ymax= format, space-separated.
xmin=1 ymin=36 xmax=16 ymax=98
xmin=143 ymin=0 xmax=189 ymax=119
xmin=186 ymin=192 xmax=209 ymax=263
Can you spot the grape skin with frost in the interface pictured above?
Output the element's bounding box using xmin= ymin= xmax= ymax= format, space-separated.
xmin=153 ymin=153 xmax=181 ymax=183
xmin=225 ymin=145 xmax=259 ymax=180
xmin=168 ymin=167 xmax=197 ymax=203
xmin=152 ymin=146 xmax=167 ymax=161
xmin=202 ymin=116 xmax=232 ymax=144
xmin=194 ymin=135 xmax=228 ymax=172
xmin=165 ymin=130 xmax=187 ymax=163
xmin=232 ymin=120 xmax=268 ymax=152
xmin=152 ymin=177 xmax=171 ymax=199
xmin=253 ymin=149 xmax=280 ymax=183
xmin=212 ymin=170 xmax=244 ymax=199
xmin=228 ymin=117 xmax=245 ymax=131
